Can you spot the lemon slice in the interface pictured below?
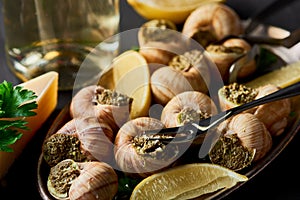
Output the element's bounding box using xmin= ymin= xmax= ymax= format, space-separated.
xmin=245 ymin=61 xmax=300 ymax=89
xmin=0 ymin=71 xmax=58 ymax=179
xmin=130 ymin=163 xmax=248 ymax=200
xmin=127 ymin=0 xmax=225 ymax=24
xmin=111 ymin=50 xmax=151 ymax=119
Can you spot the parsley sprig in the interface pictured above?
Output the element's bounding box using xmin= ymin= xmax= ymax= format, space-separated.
xmin=0 ymin=81 xmax=37 ymax=152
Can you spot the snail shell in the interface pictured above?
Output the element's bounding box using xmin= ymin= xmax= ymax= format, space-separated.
xmin=222 ymin=38 xmax=256 ymax=79
xmin=250 ymin=84 xmax=291 ymax=136
xmin=206 ymin=38 xmax=255 ymax=82
xmin=47 ymin=159 xmax=118 ymax=200
xmin=150 ymin=49 xmax=215 ymax=105
xmin=138 ymin=19 xmax=188 ymax=65
xmin=217 ymin=113 xmax=272 ymax=161
xmin=161 ymin=91 xmax=218 ymax=127
xmin=218 ymin=83 xmax=291 ymax=136
xmin=182 ymin=3 xmax=243 ymax=47
xmin=70 ymin=85 xmax=96 ymax=118
xmin=69 ymin=161 xmax=118 ymax=200
xmin=43 ymin=117 xmax=114 ymax=167
xmin=150 ymin=66 xmax=194 ymax=105
xmin=168 ymin=49 xmax=211 ymax=93
xmin=70 ymin=85 xmax=132 ymax=133
xmin=114 ymin=117 xmax=180 ymax=178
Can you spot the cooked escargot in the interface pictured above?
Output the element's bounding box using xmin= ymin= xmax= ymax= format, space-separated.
xmin=206 ymin=38 xmax=256 ymax=82
xmin=249 ymin=84 xmax=291 ymax=136
xmin=150 ymin=49 xmax=214 ymax=105
xmin=42 ymin=117 xmax=114 ymax=167
xmin=138 ymin=19 xmax=187 ymax=65
xmin=209 ymin=133 xmax=256 ymax=171
xmin=114 ymin=117 xmax=180 ymax=178
xmin=218 ymin=82 xmax=258 ymax=111
xmin=182 ymin=3 xmax=243 ymax=47
xmin=212 ymin=113 xmax=272 ymax=164
xmin=161 ymin=91 xmax=218 ymax=127
xmin=70 ymin=85 xmax=133 ymax=132
xmin=150 ymin=66 xmax=195 ymax=105
xmin=70 ymin=85 xmax=97 ymax=118
xmin=222 ymin=38 xmax=256 ymax=79
xmin=218 ymin=83 xmax=291 ymax=136
xmin=47 ymin=159 xmax=118 ymax=200
xmin=168 ymin=49 xmax=211 ymax=93
xmin=138 ymin=19 xmax=177 ymax=45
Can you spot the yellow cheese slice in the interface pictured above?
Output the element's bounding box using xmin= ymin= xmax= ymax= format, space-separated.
xmin=0 ymin=71 xmax=58 ymax=179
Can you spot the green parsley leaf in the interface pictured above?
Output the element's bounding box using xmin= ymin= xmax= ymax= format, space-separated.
xmin=0 ymin=120 xmax=29 ymax=130
xmin=0 ymin=81 xmax=38 ymax=118
xmin=0 ymin=129 xmax=22 ymax=152
xmin=0 ymin=81 xmax=37 ymax=152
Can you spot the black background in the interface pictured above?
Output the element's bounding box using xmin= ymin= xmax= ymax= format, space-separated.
xmin=1 ymin=0 xmax=300 ymax=199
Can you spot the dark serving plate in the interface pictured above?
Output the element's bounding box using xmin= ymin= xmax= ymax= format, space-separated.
xmin=37 ymin=24 xmax=300 ymax=200
xmin=36 ymin=95 xmax=300 ymax=200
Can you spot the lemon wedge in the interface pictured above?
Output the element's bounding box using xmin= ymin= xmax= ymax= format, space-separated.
xmin=0 ymin=71 xmax=58 ymax=179
xmin=245 ymin=61 xmax=300 ymax=89
xmin=110 ymin=50 xmax=151 ymax=119
xmin=130 ymin=163 xmax=248 ymax=200
xmin=127 ymin=0 xmax=225 ymax=24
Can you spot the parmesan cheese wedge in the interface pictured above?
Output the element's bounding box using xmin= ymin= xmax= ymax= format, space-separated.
xmin=0 ymin=71 xmax=58 ymax=179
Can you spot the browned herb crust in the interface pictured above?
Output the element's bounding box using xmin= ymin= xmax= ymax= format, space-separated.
xmin=220 ymin=82 xmax=258 ymax=105
xmin=209 ymin=134 xmax=255 ymax=171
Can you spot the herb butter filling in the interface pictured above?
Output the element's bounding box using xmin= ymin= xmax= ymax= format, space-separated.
xmin=177 ymin=107 xmax=210 ymax=125
xmin=206 ymin=45 xmax=244 ymax=54
xmin=209 ymin=134 xmax=256 ymax=171
xmin=94 ymin=87 xmax=133 ymax=107
xmin=48 ymin=159 xmax=80 ymax=198
xmin=133 ymin=135 xmax=164 ymax=155
xmin=220 ymin=82 xmax=258 ymax=105
xmin=132 ymin=134 xmax=179 ymax=160
xmin=169 ymin=50 xmax=203 ymax=72
xmin=192 ymin=29 xmax=218 ymax=47
xmin=43 ymin=134 xmax=87 ymax=167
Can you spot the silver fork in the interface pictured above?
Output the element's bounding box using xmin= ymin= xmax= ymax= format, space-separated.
xmin=143 ymin=81 xmax=300 ymax=144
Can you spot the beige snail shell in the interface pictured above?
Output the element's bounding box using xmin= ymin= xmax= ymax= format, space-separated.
xmin=42 ymin=117 xmax=114 ymax=167
xmin=70 ymin=85 xmax=133 ymax=133
xmin=114 ymin=117 xmax=180 ymax=178
xmin=161 ymin=91 xmax=218 ymax=127
xmin=250 ymin=84 xmax=291 ymax=136
xmin=150 ymin=66 xmax=195 ymax=105
xmin=70 ymin=85 xmax=96 ymax=118
xmin=151 ymin=49 xmax=215 ymax=105
xmin=167 ymin=49 xmax=212 ymax=94
xmin=206 ymin=38 xmax=256 ymax=82
xmin=222 ymin=38 xmax=257 ymax=79
xmin=182 ymin=3 xmax=243 ymax=47
xmin=216 ymin=113 xmax=272 ymax=161
xmin=47 ymin=159 xmax=118 ymax=200
xmin=138 ymin=19 xmax=188 ymax=65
